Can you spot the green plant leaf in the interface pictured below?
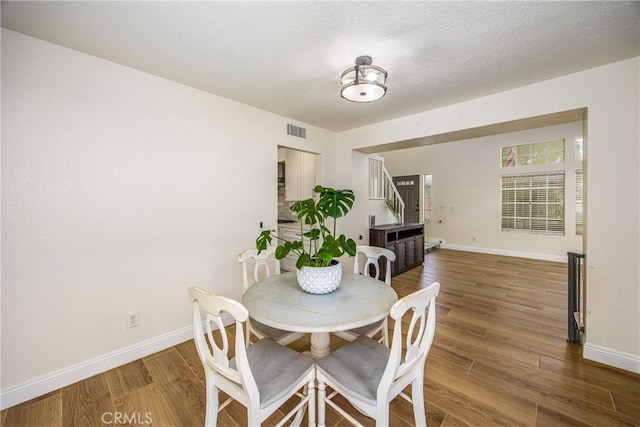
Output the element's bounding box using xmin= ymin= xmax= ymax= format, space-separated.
xmin=316 ymin=187 xmax=354 ymax=219
xmin=385 ymin=198 xmax=399 ymax=214
xmin=256 ymin=230 xmax=273 ymax=252
xmin=342 ymin=236 xmax=357 ymax=256
xmin=291 ymin=198 xmax=325 ymax=225
xmin=304 ymin=228 xmax=321 ymax=241
xmin=316 ymin=250 xmax=334 ymax=263
xmin=296 ymin=252 xmax=311 ymax=269
xmin=275 ymin=244 xmax=290 ymax=260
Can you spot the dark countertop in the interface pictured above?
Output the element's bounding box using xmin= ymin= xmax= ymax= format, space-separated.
xmin=370 ymin=223 xmax=424 ymax=231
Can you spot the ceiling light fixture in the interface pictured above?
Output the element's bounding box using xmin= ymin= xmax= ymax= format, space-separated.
xmin=340 ymin=55 xmax=388 ymax=103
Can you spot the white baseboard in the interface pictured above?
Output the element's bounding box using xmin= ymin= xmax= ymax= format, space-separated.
xmin=425 ymin=236 xmax=445 ymax=245
xmin=583 ymin=343 xmax=640 ymax=374
xmin=0 ymin=314 xmax=233 ymax=410
xmin=441 ymin=243 xmax=566 ymax=263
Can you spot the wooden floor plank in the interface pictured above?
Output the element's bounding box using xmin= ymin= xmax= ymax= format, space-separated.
xmin=426 ymin=354 xmax=538 ymax=424
xmin=441 ymin=414 xmax=472 ymax=426
xmin=446 ymin=309 xmax=564 ymax=349
xmin=483 ymin=330 xmax=582 ymax=362
xmin=174 ymin=339 xmax=207 ymax=385
xmin=539 ymin=354 xmax=640 ymax=396
xmin=436 ymin=322 xmax=542 ymax=367
xmin=468 ymin=361 xmax=636 ymax=426
xmin=423 ymin=379 xmax=529 ymax=427
xmin=542 ymin=324 xmax=568 ymax=339
xmin=61 ymin=374 xmax=114 ymax=427
xmin=535 ymin=405 xmax=592 ymax=427
xmin=112 ymin=383 xmax=182 ymax=427
xmin=104 ymin=359 xmax=152 ymax=400
xmin=143 ymin=348 xmax=207 ymax=427
xmin=3 ymin=391 xmax=62 ymax=427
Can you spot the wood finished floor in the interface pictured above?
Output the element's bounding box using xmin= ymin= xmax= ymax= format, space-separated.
xmin=2 ymin=249 xmax=639 ymax=426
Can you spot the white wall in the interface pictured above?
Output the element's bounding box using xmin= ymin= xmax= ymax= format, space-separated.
xmin=336 ymin=58 xmax=640 ymax=371
xmin=1 ymin=30 xmax=336 ymax=396
xmin=381 ymin=121 xmax=584 ymax=261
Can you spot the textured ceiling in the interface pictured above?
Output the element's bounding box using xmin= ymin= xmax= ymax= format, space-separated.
xmin=2 ymin=1 xmax=639 ymax=132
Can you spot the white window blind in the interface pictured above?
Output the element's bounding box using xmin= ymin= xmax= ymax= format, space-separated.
xmin=576 ymin=170 xmax=583 ymax=236
xmin=501 ymin=173 xmax=565 ymax=235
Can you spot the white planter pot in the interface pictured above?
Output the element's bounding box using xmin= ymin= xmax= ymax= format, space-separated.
xmin=296 ymin=261 xmax=342 ymax=294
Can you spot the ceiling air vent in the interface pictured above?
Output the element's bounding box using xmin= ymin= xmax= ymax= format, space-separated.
xmin=287 ymin=124 xmax=307 ymax=139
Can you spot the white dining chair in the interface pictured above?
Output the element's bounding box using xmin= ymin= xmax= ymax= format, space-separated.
xmin=317 ymin=282 xmax=440 ymax=427
xmin=354 ymin=245 xmax=396 ymax=285
xmin=238 ymin=248 xmax=305 ymax=346
xmin=333 ymin=245 xmax=396 ymax=346
xmin=188 ymin=287 xmax=316 ymax=427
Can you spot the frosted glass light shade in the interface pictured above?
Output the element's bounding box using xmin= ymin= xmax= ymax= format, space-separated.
xmin=340 ymin=61 xmax=388 ymax=103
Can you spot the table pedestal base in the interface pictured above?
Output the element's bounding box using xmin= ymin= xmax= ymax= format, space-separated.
xmin=309 ymin=332 xmax=331 ymax=358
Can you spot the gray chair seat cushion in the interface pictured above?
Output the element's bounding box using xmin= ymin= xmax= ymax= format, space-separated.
xmin=250 ymin=318 xmax=295 ymax=341
xmin=342 ymin=319 xmax=384 ymax=337
xmin=317 ymin=336 xmax=389 ymax=406
xmin=231 ymin=338 xmax=315 ymax=409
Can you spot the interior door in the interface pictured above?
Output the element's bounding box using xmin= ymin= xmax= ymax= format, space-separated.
xmin=393 ymin=175 xmax=421 ymax=224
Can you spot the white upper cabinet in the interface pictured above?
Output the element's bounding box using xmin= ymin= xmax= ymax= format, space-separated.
xmin=285 ymin=149 xmax=316 ymax=201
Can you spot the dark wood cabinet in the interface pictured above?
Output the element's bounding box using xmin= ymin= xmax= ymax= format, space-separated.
xmin=369 ymin=223 xmax=424 ymax=277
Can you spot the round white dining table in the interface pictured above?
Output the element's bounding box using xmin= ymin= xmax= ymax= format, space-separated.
xmin=242 ymin=271 xmax=398 ymax=358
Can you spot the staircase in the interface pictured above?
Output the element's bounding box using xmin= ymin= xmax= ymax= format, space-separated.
xmin=369 ymin=156 xmax=405 ymax=223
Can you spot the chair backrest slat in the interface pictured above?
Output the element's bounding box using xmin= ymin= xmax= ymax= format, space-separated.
xmin=353 ymin=245 xmax=396 ymax=285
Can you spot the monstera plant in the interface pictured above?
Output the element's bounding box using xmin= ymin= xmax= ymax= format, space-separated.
xmin=256 ymin=185 xmax=357 ymax=269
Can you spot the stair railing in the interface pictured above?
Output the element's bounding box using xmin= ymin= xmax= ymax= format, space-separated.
xmin=382 ymin=166 xmax=405 ymax=224
xmin=369 ymin=155 xmax=406 ymax=223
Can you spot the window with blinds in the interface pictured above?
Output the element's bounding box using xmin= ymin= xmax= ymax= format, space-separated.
xmin=501 ymin=173 xmax=565 ymax=235
xmin=576 ymin=170 xmax=583 ymax=235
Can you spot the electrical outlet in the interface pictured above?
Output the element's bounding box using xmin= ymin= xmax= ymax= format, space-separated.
xmin=127 ymin=311 xmax=139 ymax=328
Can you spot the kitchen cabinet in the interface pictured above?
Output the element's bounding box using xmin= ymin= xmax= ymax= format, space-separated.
xmin=278 ymin=225 xmax=302 ymax=271
xmin=369 ymin=223 xmax=424 ymax=277
xmin=285 ymin=149 xmax=315 ymax=201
